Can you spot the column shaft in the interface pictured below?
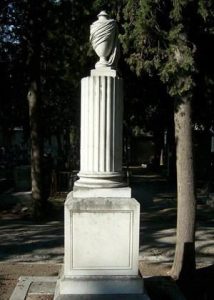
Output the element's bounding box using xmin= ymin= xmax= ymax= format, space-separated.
xmin=76 ymin=75 xmax=125 ymax=188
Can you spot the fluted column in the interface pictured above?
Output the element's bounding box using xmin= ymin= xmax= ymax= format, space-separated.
xmin=75 ymin=72 xmax=125 ymax=188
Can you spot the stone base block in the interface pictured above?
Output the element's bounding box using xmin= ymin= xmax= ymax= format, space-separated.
xmin=56 ymin=192 xmax=149 ymax=299
xmin=58 ymin=275 xmax=143 ymax=295
xmin=64 ymin=193 xmax=140 ymax=276
xmin=54 ymin=275 xmax=150 ymax=299
xmin=55 ymin=295 xmax=149 ymax=300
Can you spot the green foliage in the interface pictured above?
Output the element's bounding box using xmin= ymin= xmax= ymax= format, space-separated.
xmin=92 ymin=0 xmax=125 ymax=20
xmin=122 ymin=1 xmax=167 ymax=70
xmin=0 ymin=1 xmax=29 ymax=132
xmin=120 ymin=0 xmax=214 ymax=131
xmin=40 ymin=0 xmax=92 ymax=135
xmin=198 ymin=0 xmax=214 ymax=23
xmin=161 ymin=30 xmax=196 ymax=97
xmin=121 ymin=0 xmax=201 ymax=100
xmin=0 ymin=0 xmax=95 ymax=137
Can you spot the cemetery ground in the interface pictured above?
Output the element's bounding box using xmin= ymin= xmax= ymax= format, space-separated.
xmin=0 ymin=173 xmax=213 ymax=299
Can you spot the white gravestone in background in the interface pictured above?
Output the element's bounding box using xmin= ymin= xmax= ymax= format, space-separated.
xmin=54 ymin=11 xmax=149 ymax=299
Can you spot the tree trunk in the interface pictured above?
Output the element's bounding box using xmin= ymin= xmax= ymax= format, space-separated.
xmin=25 ymin=0 xmax=48 ymax=220
xmin=170 ymin=97 xmax=196 ymax=280
xmin=28 ymin=81 xmax=44 ymax=220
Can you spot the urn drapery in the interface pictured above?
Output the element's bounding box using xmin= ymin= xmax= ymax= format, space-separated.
xmin=90 ymin=11 xmax=119 ymax=69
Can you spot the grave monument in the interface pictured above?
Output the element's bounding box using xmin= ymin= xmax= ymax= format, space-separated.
xmin=54 ymin=11 xmax=149 ymax=299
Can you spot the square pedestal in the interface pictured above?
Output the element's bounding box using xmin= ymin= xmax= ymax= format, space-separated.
xmin=55 ymin=192 xmax=148 ymax=299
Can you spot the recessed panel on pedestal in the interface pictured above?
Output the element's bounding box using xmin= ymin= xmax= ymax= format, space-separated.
xmin=72 ymin=211 xmax=132 ymax=269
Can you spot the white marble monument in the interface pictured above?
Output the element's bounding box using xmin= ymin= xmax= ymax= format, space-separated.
xmin=55 ymin=11 xmax=149 ymax=300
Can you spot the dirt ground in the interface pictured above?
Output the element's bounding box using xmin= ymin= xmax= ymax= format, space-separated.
xmin=0 ymin=176 xmax=213 ymax=300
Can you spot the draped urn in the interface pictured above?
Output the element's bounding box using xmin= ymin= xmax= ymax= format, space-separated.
xmin=90 ymin=11 xmax=119 ymax=69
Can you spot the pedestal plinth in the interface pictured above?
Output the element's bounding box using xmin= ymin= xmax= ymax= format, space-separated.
xmin=64 ymin=193 xmax=140 ymax=277
xmin=54 ymin=191 xmax=149 ymax=299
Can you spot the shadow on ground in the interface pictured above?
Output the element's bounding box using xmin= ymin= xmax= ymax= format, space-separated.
xmin=0 ymin=191 xmax=64 ymax=263
xmin=0 ymin=219 xmax=64 ymax=263
xmin=176 ymin=264 xmax=214 ymax=300
xmin=0 ymin=177 xmax=213 ymax=267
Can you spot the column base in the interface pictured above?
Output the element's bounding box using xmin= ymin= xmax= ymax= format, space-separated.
xmin=54 ymin=275 xmax=150 ymax=299
xmin=75 ymin=172 xmax=126 ymax=188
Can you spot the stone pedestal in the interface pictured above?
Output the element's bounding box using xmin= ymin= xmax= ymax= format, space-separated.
xmin=64 ymin=193 xmax=140 ymax=277
xmin=54 ymin=191 xmax=149 ymax=299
